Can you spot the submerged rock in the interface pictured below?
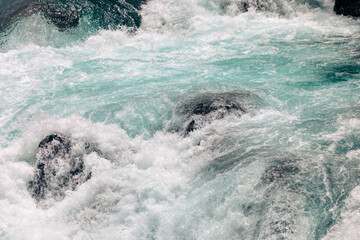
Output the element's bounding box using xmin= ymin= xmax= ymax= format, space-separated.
xmin=173 ymin=91 xmax=260 ymax=135
xmin=334 ymin=0 xmax=360 ymax=17
xmin=257 ymin=157 xmax=304 ymax=239
xmin=183 ymin=96 xmax=246 ymax=134
xmin=0 ymin=0 xmax=147 ymax=32
xmin=29 ymin=133 xmax=93 ymax=202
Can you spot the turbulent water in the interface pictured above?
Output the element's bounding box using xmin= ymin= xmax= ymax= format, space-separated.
xmin=1 ymin=0 xmax=360 ymax=239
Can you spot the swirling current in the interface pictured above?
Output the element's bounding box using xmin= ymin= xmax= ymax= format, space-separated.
xmin=1 ymin=0 xmax=360 ymax=239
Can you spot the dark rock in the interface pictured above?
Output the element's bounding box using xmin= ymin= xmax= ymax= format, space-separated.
xmin=125 ymin=0 xmax=147 ymax=10
xmin=0 ymin=0 xmax=147 ymax=32
xmin=29 ymin=133 xmax=92 ymax=202
xmin=238 ymin=1 xmax=250 ymax=12
xmin=262 ymin=164 xmax=300 ymax=185
xmin=175 ymin=92 xmax=252 ymax=135
xmin=334 ymin=0 xmax=360 ymax=17
xmin=41 ymin=2 xmax=80 ymax=30
xmin=185 ymin=119 xmax=196 ymax=134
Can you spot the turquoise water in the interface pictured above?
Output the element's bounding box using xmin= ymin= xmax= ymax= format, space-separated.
xmin=1 ymin=0 xmax=360 ymax=239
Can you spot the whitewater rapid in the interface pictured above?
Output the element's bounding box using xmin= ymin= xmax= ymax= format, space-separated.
xmin=1 ymin=0 xmax=360 ymax=239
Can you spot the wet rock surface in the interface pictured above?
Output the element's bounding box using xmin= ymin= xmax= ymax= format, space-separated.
xmin=173 ymin=91 xmax=260 ymax=135
xmin=0 ymin=0 xmax=147 ymax=32
xmin=334 ymin=0 xmax=360 ymax=17
xmin=29 ymin=133 xmax=93 ymax=202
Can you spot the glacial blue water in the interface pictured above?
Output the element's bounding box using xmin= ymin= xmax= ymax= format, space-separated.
xmin=1 ymin=0 xmax=360 ymax=239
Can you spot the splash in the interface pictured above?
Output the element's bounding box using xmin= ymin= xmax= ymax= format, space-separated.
xmin=1 ymin=0 xmax=360 ymax=239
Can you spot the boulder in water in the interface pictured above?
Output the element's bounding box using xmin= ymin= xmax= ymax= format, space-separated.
xmin=0 ymin=0 xmax=147 ymax=32
xmin=29 ymin=133 xmax=92 ymax=202
xmin=173 ymin=91 xmax=260 ymax=135
xmin=334 ymin=0 xmax=360 ymax=17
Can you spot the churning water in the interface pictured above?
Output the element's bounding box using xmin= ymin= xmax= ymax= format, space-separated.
xmin=1 ymin=0 xmax=360 ymax=239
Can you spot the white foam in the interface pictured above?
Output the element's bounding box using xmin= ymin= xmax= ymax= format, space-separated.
xmin=1 ymin=0 xmax=360 ymax=238
xmin=324 ymin=185 xmax=360 ymax=239
xmin=0 ymin=104 xmax=298 ymax=239
xmin=0 ymin=111 xmax=212 ymax=238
